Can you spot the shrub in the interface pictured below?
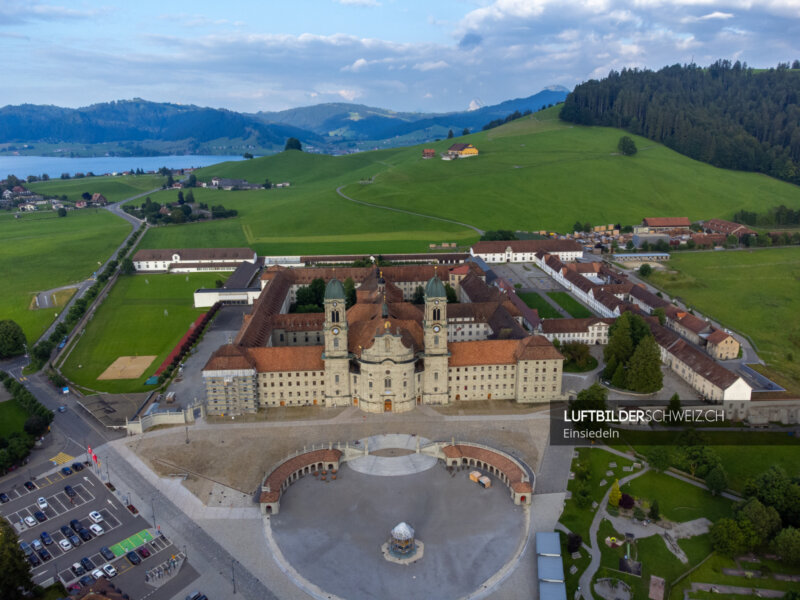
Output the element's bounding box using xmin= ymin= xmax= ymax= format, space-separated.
xmin=567 ymin=533 xmax=583 ymax=553
xmin=619 ymin=493 xmax=635 ymax=509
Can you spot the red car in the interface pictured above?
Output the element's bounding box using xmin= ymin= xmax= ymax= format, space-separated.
xmin=137 ymin=546 xmax=151 ymax=558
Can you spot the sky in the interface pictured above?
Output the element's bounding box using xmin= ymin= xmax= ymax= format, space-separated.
xmin=2 ymin=0 xmax=799 ymax=113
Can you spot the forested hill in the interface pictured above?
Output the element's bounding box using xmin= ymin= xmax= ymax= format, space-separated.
xmin=559 ymin=61 xmax=800 ymax=186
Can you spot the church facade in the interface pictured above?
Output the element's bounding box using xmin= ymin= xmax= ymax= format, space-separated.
xmin=202 ymin=264 xmax=565 ymax=415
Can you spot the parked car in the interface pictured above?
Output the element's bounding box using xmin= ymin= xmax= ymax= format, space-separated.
xmin=37 ymin=547 xmax=52 ymax=561
xmin=24 ymin=515 xmax=37 ymax=527
xmin=70 ymin=519 xmax=82 ymax=532
xmin=68 ymin=534 xmax=82 ymax=547
xmin=60 ymin=525 xmax=72 ymax=537
xmin=61 ymin=466 xmax=73 ymax=476
xmin=78 ymin=528 xmax=92 ymax=541
xmin=64 ymin=485 xmax=76 ymax=498
xmin=126 ymin=551 xmax=141 ymax=565
xmin=80 ymin=556 xmax=95 ymax=571
xmin=40 ymin=531 xmax=53 ymax=545
xmin=57 ymin=405 xmax=67 ymax=413
xmin=37 ymin=497 xmax=48 ymax=509
xmin=137 ymin=546 xmax=151 ymax=558
xmin=71 ymin=562 xmax=85 ymax=576
xmin=79 ymin=575 xmax=94 ymax=587
xmin=71 ymin=462 xmax=84 ymax=472
xmin=102 ymin=563 xmax=117 ymax=577
xmin=67 ymin=583 xmax=81 ymax=593
xmin=91 ymin=568 xmax=104 ymax=580
xmin=59 ymin=538 xmax=73 ymax=551
xmin=100 ymin=546 xmax=115 ymax=561
xmin=24 ymin=481 xmax=36 ymax=490
xmin=33 ymin=510 xmax=47 ymax=522
xmin=0 ymin=492 xmax=9 ymax=503
xmin=89 ymin=523 xmax=104 ymax=536
xmin=186 ymin=593 xmax=208 ymax=600
xmin=19 ymin=541 xmax=33 ymax=556
xmin=28 ymin=553 xmax=41 ymax=567
xmin=89 ymin=510 xmax=103 ymax=523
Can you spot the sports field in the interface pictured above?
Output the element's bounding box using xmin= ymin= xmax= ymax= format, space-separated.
xmin=0 ymin=210 xmax=131 ymax=342
xmin=60 ymin=273 xmax=221 ymax=393
xmin=28 ymin=174 xmax=165 ymax=204
xmin=648 ymin=248 xmax=800 ymax=393
xmin=110 ymin=529 xmax=154 ymax=556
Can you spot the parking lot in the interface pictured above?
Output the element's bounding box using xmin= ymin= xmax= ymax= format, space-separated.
xmin=1 ymin=462 xmax=197 ymax=598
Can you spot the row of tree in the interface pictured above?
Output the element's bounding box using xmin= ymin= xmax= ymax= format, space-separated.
xmin=560 ymin=60 xmax=800 ymax=185
xmin=602 ymin=312 xmax=663 ymax=393
xmin=734 ymin=205 xmax=800 ymax=228
xmin=292 ymin=277 xmax=357 ymax=313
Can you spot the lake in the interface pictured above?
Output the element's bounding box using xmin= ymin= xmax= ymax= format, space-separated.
xmin=0 ymin=155 xmax=246 ymax=179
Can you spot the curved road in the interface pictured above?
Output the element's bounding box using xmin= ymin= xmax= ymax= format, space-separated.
xmin=335 ymin=185 xmax=485 ymax=235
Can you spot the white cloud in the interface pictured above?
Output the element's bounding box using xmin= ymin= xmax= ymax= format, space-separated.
xmin=334 ymin=0 xmax=381 ymax=6
xmin=413 ymin=60 xmax=449 ymax=71
xmin=343 ymin=58 xmax=370 ymax=72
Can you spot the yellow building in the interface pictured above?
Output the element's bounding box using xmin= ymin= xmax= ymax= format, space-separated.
xmin=447 ymin=143 xmax=479 ymax=157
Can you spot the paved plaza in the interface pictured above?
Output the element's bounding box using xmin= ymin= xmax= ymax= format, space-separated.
xmin=270 ymin=462 xmax=528 ymax=600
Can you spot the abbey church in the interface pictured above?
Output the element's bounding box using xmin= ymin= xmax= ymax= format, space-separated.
xmin=202 ymin=263 xmax=565 ymax=415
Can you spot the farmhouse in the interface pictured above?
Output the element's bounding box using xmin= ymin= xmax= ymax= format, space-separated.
xmin=446 ymin=143 xmax=479 ymax=158
xmin=209 ymin=177 xmax=262 ymax=190
xmin=132 ymin=247 xmax=257 ymax=273
xmin=706 ymin=329 xmax=739 ymax=360
xmin=638 ymin=217 xmax=691 ymax=232
xmin=91 ymin=193 xmax=108 ymax=205
xmin=202 ymin=266 xmax=565 ymax=416
xmin=470 ymin=239 xmax=583 ymax=263
xmin=704 ymin=218 xmax=756 ymax=239
xmin=422 ymin=148 xmax=436 ymax=159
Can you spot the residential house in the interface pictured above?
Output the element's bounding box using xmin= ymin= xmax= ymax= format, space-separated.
xmin=422 ymin=149 xmax=436 ymax=159
xmin=75 ymin=201 xmax=87 ymax=209
xmin=704 ymin=219 xmax=756 ymax=240
xmin=91 ymin=193 xmax=108 ymax=205
xmin=706 ymin=329 xmax=740 ymax=360
xmin=446 ymin=143 xmax=479 ymax=158
xmin=639 ymin=217 xmax=691 ymax=232
xmin=670 ymin=312 xmax=711 ymax=345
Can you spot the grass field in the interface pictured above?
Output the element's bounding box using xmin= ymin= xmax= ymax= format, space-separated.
xmin=518 ymin=292 xmax=562 ymax=319
xmin=648 ymin=248 xmax=800 ymax=392
xmin=622 ymin=470 xmax=732 ymax=523
xmin=28 ymin=174 xmax=165 ymax=204
xmin=547 ymin=291 xmax=593 ymax=318
xmin=0 ymin=400 xmax=28 ymax=438
xmin=615 ymin=430 xmax=800 ymax=493
xmin=60 ymin=273 xmax=221 ymax=393
xmin=0 ymin=210 xmax=131 ymax=342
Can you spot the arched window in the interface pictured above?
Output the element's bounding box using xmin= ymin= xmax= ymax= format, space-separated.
xmin=384 ymin=377 xmax=392 ymax=389
xmin=331 ymin=310 xmax=339 ymax=323
xmin=433 ymin=308 xmax=441 ymax=321
xmin=333 ymin=338 xmax=339 ymax=349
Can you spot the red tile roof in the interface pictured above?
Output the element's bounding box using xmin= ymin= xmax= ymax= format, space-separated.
xmin=449 ymin=336 xmax=561 ymax=366
xmin=260 ymin=449 xmax=343 ymax=503
xmin=541 ymin=318 xmax=614 ymax=334
xmin=133 ymin=248 xmax=254 ymax=262
xmin=707 ymin=329 xmax=732 ymax=345
xmin=472 ymin=239 xmax=583 ymax=255
xmin=643 ymin=217 xmax=690 ymax=228
xmin=247 ymin=346 xmax=324 ymax=372
xmin=443 ymin=444 xmax=532 ymax=494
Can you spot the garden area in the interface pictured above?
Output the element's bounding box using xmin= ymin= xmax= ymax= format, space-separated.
xmin=547 ymin=291 xmax=593 ymax=318
xmin=518 ymin=291 xmax=562 ymax=319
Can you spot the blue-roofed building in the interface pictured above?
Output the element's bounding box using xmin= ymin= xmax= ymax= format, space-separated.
xmin=539 ymin=581 xmax=568 ymax=600
xmin=536 ymin=532 xmax=562 ymax=557
xmin=538 ymin=555 xmax=565 ymax=582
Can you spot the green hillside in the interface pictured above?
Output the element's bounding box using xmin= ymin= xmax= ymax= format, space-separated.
xmin=28 ymin=174 xmax=165 ymax=204
xmin=133 ymin=106 xmax=800 ymax=256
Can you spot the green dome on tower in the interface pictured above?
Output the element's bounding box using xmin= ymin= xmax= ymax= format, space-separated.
xmin=425 ymin=276 xmax=446 ymax=299
xmin=325 ymin=278 xmax=346 ymax=300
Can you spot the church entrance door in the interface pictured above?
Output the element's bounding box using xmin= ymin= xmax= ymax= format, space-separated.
xmin=384 ymin=399 xmax=392 ymax=412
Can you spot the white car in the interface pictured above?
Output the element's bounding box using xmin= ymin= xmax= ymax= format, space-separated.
xmin=24 ymin=515 xmax=37 ymax=527
xmin=89 ymin=511 xmax=104 ymax=523
xmin=37 ymin=497 xmax=48 ymax=510
xmin=91 ymin=568 xmax=104 ymax=580
xmin=89 ymin=523 xmax=105 ymax=536
xmin=102 ymin=563 xmax=117 ymax=577
xmin=58 ymin=539 xmax=73 ymax=552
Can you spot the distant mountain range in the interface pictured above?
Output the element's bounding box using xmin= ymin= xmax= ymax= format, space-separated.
xmin=0 ymin=88 xmax=568 ymax=157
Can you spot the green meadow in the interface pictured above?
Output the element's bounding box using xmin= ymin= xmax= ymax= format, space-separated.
xmin=28 ymin=174 xmax=165 ymax=204
xmin=59 ymin=273 xmax=222 ymax=393
xmin=0 ymin=210 xmax=131 ymax=342
xmin=648 ymin=248 xmax=800 ymax=393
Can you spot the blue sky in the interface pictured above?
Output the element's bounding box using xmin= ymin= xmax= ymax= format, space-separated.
xmin=2 ymin=0 xmax=799 ymax=112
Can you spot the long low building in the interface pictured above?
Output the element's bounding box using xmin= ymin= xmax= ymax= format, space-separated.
xmin=470 ymin=239 xmax=583 ymax=263
xmin=133 ymin=248 xmax=257 ymax=272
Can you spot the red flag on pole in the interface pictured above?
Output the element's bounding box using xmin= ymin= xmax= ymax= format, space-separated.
xmin=88 ymin=446 xmax=92 ymax=455
xmin=92 ymin=453 xmax=98 ymax=463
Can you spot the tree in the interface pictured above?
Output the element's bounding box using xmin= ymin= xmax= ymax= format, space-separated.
xmin=462 ymin=128 xmax=470 ymax=136
xmin=181 ymin=204 xmax=192 ymax=216
xmin=285 ymin=137 xmax=302 ymax=151
xmin=619 ymin=493 xmax=635 ymax=509
xmin=573 ymin=221 xmax=583 ymax=233
xmin=447 ymin=129 xmax=454 ymax=139
xmin=711 ymin=518 xmax=748 ymax=556
xmin=214 ymin=279 xmax=224 ymax=289
xmin=604 ymin=314 xmax=634 ymax=368
xmin=638 ymin=263 xmax=652 ymax=277
xmin=81 ymin=191 xmax=91 ymax=201
xmin=666 ymin=393 xmax=682 ymax=424
xmin=775 ymin=527 xmax=800 ymax=565
xmin=647 ymin=447 xmax=671 ymax=472
xmin=653 ymin=307 xmax=666 ymax=325
xmin=609 ymin=480 xmax=621 ymax=507
xmin=120 ymin=257 xmax=135 ymax=275
xmin=186 ymin=173 xmax=197 ymax=188
xmin=618 ymin=136 xmax=637 ymax=156
xmin=185 ymin=190 xmax=195 ymax=204
xmin=568 ymin=384 xmax=608 ymax=432
xmin=0 ymin=519 xmax=35 ymax=597
xmin=445 ymin=283 xmax=458 ymax=304
xmin=23 ymin=415 xmax=48 ymax=437
xmin=737 ymin=498 xmax=781 ymax=546
xmin=480 ymin=230 xmax=517 ymax=241
xmin=177 ymin=191 xmax=185 ymax=204
xmin=567 ymin=533 xmax=582 ymax=553
xmin=705 ymin=466 xmax=728 ymax=496
xmin=649 ymin=499 xmax=660 ymax=521
xmin=243 ymin=152 xmax=254 ymax=159
xmin=0 ymin=320 xmax=26 ymax=359
xmin=412 ymin=285 xmax=425 ymax=305
xmin=726 ymin=234 xmax=738 ymax=248
xmin=343 ymin=278 xmax=357 ymax=309
xmin=626 ymin=336 xmax=663 ymax=393
xmin=57 ymin=207 xmax=67 ymax=217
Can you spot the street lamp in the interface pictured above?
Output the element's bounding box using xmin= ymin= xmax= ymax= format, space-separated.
xmin=151 ymin=497 xmax=157 ymax=529
xmin=183 ymin=544 xmax=187 ymax=560
xmin=232 ymin=558 xmax=236 ymax=594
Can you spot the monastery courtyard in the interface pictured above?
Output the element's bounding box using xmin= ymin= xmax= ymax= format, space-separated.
xmin=116 ymin=406 xmax=565 ymax=599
